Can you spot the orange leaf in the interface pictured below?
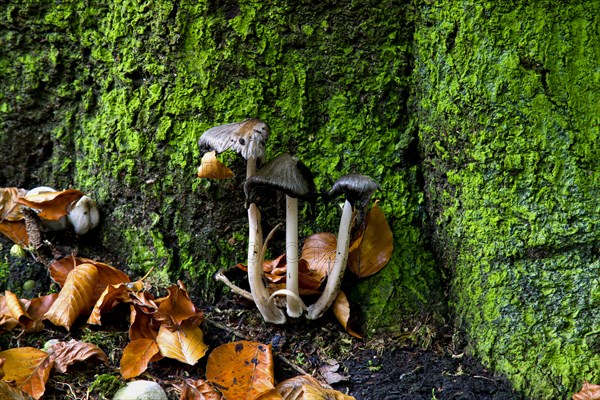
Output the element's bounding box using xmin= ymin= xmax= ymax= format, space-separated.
xmin=0 ymin=380 xmax=31 ymax=400
xmin=26 ymin=294 xmax=58 ymax=322
xmin=332 ymin=291 xmax=362 ymax=339
xmin=156 ymin=323 xmax=208 ymax=365
xmin=120 ymin=338 xmax=161 ymax=379
xmin=206 ymin=341 xmax=275 ymax=400
xmin=301 ymin=233 xmax=337 ymax=280
xmin=87 ymin=283 xmax=131 ymax=325
xmin=197 ymin=151 xmax=235 ymax=179
xmin=574 ymin=381 xmax=600 ymax=400
xmin=44 ymin=263 xmax=98 ymax=330
xmin=0 ymin=347 xmax=53 ymax=399
xmin=155 ymin=282 xmax=202 ymax=327
xmin=129 ymin=304 xmax=160 ymax=341
xmin=180 ymin=379 xmax=223 ymax=400
xmin=16 ymin=189 xmax=84 ymax=221
xmin=0 ymin=188 xmax=27 ymax=221
xmin=4 ymin=291 xmax=33 ymax=330
xmin=0 ymin=220 xmax=29 ymax=246
xmin=49 ymin=340 xmax=109 ymax=373
xmin=347 ymin=202 xmax=393 ymax=277
xmin=263 ymin=375 xmax=355 ymax=400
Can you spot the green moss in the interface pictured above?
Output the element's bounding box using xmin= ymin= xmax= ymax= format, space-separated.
xmin=415 ymin=1 xmax=600 ymax=397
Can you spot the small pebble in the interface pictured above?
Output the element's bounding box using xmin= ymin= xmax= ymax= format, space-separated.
xmin=23 ymin=280 xmax=36 ymax=291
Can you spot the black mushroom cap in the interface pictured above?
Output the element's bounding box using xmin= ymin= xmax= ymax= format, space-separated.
xmin=198 ymin=118 xmax=270 ymax=160
xmin=325 ymin=173 xmax=380 ymax=209
xmin=244 ymin=153 xmax=316 ymax=205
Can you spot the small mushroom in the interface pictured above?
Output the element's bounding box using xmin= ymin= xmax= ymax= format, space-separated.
xmin=25 ymin=186 xmax=67 ymax=232
xmin=199 ymin=119 xmax=286 ymax=324
xmin=67 ymin=195 xmax=100 ymax=235
xmin=245 ymin=153 xmax=316 ymax=318
xmin=306 ymin=174 xmax=379 ymax=320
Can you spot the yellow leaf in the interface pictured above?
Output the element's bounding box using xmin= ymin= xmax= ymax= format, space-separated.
xmin=0 ymin=347 xmax=53 ymax=400
xmin=263 ymin=375 xmax=355 ymax=400
xmin=44 ymin=263 xmax=98 ymax=331
xmin=348 ymin=202 xmax=393 ymax=277
xmin=206 ymin=341 xmax=275 ymax=400
xmin=332 ymin=291 xmax=362 ymax=339
xmin=4 ymin=291 xmax=33 ymax=330
xmin=197 ymin=151 xmax=234 ymax=179
xmin=156 ymin=322 xmax=208 ymax=365
xmin=120 ymin=338 xmax=161 ymax=379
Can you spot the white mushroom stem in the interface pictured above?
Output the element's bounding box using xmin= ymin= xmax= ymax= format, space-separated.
xmin=285 ymin=195 xmax=303 ymax=318
xmin=247 ymin=203 xmax=286 ymax=324
xmin=306 ymin=199 xmax=354 ymax=320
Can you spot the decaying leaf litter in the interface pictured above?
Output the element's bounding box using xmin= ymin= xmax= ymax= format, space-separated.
xmin=0 ymin=119 xmax=522 ymax=399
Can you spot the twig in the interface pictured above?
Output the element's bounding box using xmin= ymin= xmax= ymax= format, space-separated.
xmin=214 ymin=269 xmax=254 ymax=301
xmin=277 ymin=353 xmax=311 ymax=376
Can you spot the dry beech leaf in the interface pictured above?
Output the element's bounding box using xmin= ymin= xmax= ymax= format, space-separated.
xmin=301 ymin=233 xmax=337 ymax=279
xmin=88 ymin=283 xmax=132 ymax=325
xmin=180 ymin=379 xmax=223 ymax=400
xmin=156 ymin=323 xmax=208 ymax=365
xmin=26 ymin=294 xmax=58 ymax=322
xmin=129 ymin=305 xmax=160 ymax=341
xmin=0 ymin=188 xmax=27 ymax=221
xmin=574 ymin=381 xmax=600 ymax=400
xmin=332 ymin=291 xmax=362 ymax=339
xmin=44 ymin=263 xmax=98 ymax=331
xmin=263 ymin=256 xmax=322 ymax=294
xmin=261 ymin=375 xmax=355 ymax=400
xmin=49 ymin=340 xmax=109 ymax=373
xmin=206 ymin=341 xmax=275 ymax=400
xmin=16 ymin=188 xmax=84 ymax=221
xmin=347 ymin=202 xmax=393 ymax=278
xmin=0 ymin=347 xmax=53 ymax=400
xmin=0 ymin=220 xmax=29 ymax=246
xmin=120 ymin=338 xmax=161 ymax=379
xmin=4 ymin=291 xmax=34 ymax=330
xmin=0 ymin=380 xmax=31 ymax=400
xmin=155 ymin=282 xmax=202 ymax=327
xmin=197 ymin=151 xmax=235 ymax=179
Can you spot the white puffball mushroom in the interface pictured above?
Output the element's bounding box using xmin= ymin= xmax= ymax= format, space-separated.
xmin=25 ymin=186 xmax=67 ymax=231
xmin=67 ymin=195 xmax=100 ymax=235
xmin=112 ymin=380 xmax=168 ymax=400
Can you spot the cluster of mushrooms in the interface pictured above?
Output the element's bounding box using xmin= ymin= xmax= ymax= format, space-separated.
xmin=198 ymin=119 xmax=379 ymax=324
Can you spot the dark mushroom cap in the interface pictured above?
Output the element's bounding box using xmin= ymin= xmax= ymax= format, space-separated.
xmin=244 ymin=153 xmax=316 ymax=204
xmin=198 ymin=118 xmax=269 ymax=160
xmin=326 ymin=174 xmax=379 ymax=209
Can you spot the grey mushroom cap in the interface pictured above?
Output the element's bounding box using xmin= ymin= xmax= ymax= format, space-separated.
xmin=244 ymin=153 xmax=316 ymax=204
xmin=326 ymin=173 xmax=379 ymax=209
xmin=198 ymin=118 xmax=270 ymax=160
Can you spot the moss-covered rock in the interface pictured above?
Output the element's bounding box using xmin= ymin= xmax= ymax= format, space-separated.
xmin=414 ymin=1 xmax=600 ymax=397
xmin=0 ymin=0 xmax=441 ymax=334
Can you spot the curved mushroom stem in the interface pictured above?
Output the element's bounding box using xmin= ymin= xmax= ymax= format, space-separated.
xmin=285 ymin=195 xmax=303 ymax=318
xmin=306 ymin=199 xmax=354 ymax=320
xmin=248 ymin=203 xmax=286 ymax=324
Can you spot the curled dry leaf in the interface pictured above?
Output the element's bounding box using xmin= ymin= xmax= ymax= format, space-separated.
xmin=120 ymin=338 xmax=161 ymax=380
xmin=44 ymin=263 xmax=98 ymax=331
xmin=16 ymin=188 xmax=84 ymax=221
xmin=0 ymin=293 xmax=57 ymax=332
xmin=179 ymin=379 xmax=223 ymax=400
xmin=0 ymin=188 xmax=27 ymax=221
xmin=197 ymin=151 xmax=235 ymax=179
xmin=0 ymin=347 xmax=53 ymax=400
xmin=156 ymin=322 xmax=208 ymax=365
xmin=0 ymin=221 xmax=29 ymax=246
xmin=155 ymin=282 xmax=203 ymax=327
xmin=347 ymin=202 xmax=393 ymax=278
xmin=332 ymin=291 xmax=362 ymax=339
xmin=130 ymin=304 xmax=161 ymax=341
xmin=49 ymin=340 xmax=109 ymax=373
xmin=258 ymin=375 xmax=355 ymax=400
xmin=0 ymin=381 xmax=31 ymax=400
xmin=574 ymin=381 xmax=600 ymax=400
xmin=206 ymin=341 xmax=275 ymax=400
xmin=301 ymin=232 xmax=337 ymax=280
xmin=4 ymin=291 xmax=34 ymax=330
xmin=87 ymin=283 xmax=132 ymax=325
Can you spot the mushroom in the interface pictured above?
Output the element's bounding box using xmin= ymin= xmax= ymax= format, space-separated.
xmin=25 ymin=186 xmax=67 ymax=232
xmin=244 ymin=153 xmax=316 ymax=318
xmin=306 ymin=174 xmax=379 ymax=320
xmin=198 ymin=119 xmax=286 ymax=324
xmin=67 ymin=195 xmax=100 ymax=235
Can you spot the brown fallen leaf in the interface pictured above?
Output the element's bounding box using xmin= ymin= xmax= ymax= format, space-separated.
xmin=87 ymin=283 xmax=132 ymax=325
xmin=44 ymin=263 xmax=98 ymax=331
xmin=120 ymin=338 xmax=161 ymax=379
xmin=0 ymin=188 xmax=27 ymax=221
xmin=259 ymin=375 xmax=355 ymax=400
xmin=155 ymin=282 xmax=203 ymax=328
xmin=347 ymin=202 xmax=393 ymax=278
xmin=574 ymin=381 xmax=600 ymax=400
xmin=332 ymin=291 xmax=362 ymax=339
xmin=16 ymin=188 xmax=84 ymax=221
xmin=317 ymin=363 xmax=349 ymax=385
xmin=129 ymin=304 xmax=161 ymax=341
xmin=3 ymin=291 xmax=34 ymax=330
xmin=206 ymin=341 xmax=275 ymax=400
xmin=0 ymin=347 xmax=53 ymax=400
xmin=0 ymin=220 xmax=29 ymax=246
xmin=0 ymin=293 xmax=57 ymax=332
xmin=49 ymin=340 xmax=109 ymax=373
xmin=301 ymin=232 xmax=337 ymax=280
xmin=156 ymin=322 xmax=208 ymax=365
xmin=197 ymin=151 xmax=235 ymax=179
xmin=0 ymin=381 xmax=32 ymax=400
xmin=179 ymin=379 xmax=223 ymax=400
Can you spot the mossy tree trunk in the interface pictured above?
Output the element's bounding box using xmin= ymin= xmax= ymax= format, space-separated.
xmin=414 ymin=1 xmax=600 ymax=398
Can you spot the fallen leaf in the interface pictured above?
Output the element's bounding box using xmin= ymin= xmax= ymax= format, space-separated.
xmin=4 ymin=291 xmax=34 ymax=330
xmin=0 ymin=380 xmax=32 ymax=400
xmin=26 ymin=294 xmax=58 ymax=322
xmin=347 ymin=202 xmax=393 ymax=277
xmin=332 ymin=291 xmax=362 ymax=339
xmin=129 ymin=304 xmax=160 ymax=341
xmin=197 ymin=151 xmax=234 ymax=179
xmin=0 ymin=221 xmax=29 ymax=246
xmin=0 ymin=188 xmax=27 ymax=221
xmin=16 ymin=189 xmax=84 ymax=221
xmin=120 ymin=338 xmax=161 ymax=379
xmin=180 ymin=379 xmax=223 ymax=400
xmin=87 ymin=283 xmax=131 ymax=325
xmin=156 ymin=323 xmax=208 ymax=365
xmin=262 ymin=375 xmax=355 ymax=400
xmin=0 ymin=347 xmax=53 ymax=399
xmin=44 ymin=263 xmax=98 ymax=330
xmin=574 ymin=381 xmax=600 ymax=400
xmin=206 ymin=341 xmax=275 ymax=400
xmin=317 ymin=363 xmax=349 ymax=385
xmin=301 ymin=233 xmax=337 ymax=280
xmin=49 ymin=340 xmax=109 ymax=373
xmin=155 ymin=282 xmax=203 ymax=327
